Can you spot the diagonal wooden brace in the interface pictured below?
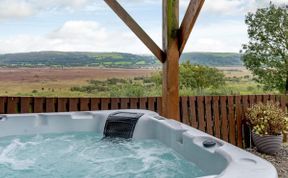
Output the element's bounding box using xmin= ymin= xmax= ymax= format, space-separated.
xmin=104 ymin=0 xmax=166 ymax=63
xmin=179 ymin=0 xmax=205 ymax=55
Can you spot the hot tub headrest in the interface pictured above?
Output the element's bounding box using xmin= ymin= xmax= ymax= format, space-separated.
xmin=103 ymin=112 xmax=144 ymax=139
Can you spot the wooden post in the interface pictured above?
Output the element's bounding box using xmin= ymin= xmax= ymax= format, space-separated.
xmin=104 ymin=0 xmax=205 ymax=121
xmin=162 ymin=0 xmax=180 ymax=120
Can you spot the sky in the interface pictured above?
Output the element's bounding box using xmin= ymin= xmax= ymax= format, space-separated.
xmin=0 ymin=0 xmax=287 ymax=54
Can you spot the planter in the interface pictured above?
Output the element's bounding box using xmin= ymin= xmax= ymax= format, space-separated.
xmin=252 ymin=132 xmax=283 ymax=155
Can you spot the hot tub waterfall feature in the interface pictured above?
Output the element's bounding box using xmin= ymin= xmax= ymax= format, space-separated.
xmin=104 ymin=112 xmax=143 ymax=139
xmin=0 ymin=110 xmax=278 ymax=178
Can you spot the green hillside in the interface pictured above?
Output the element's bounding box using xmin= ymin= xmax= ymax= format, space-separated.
xmin=180 ymin=52 xmax=242 ymax=66
xmin=0 ymin=52 xmax=157 ymax=68
xmin=0 ymin=51 xmax=242 ymax=68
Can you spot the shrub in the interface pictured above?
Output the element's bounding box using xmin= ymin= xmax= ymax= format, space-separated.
xmin=244 ymin=75 xmax=250 ymax=79
xmin=107 ymin=78 xmax=126 ymax=85
xmin=134 ymin=76 xmax=145 ymax=81
xmin=32 ymin=90 xmax=38 ymax=93
xmin=246 ymin=102 xmax=288 ymax=135
xmin=122 ymin=83 xmax=144 ymax=97
xmin=179 ymin=61 xmax=226 ymax=90
xmin=246 ymin=86 xmax=255 ymax=91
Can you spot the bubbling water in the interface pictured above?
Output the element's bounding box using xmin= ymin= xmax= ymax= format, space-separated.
xmin=0 ymin=132 xmax=205 ymax=178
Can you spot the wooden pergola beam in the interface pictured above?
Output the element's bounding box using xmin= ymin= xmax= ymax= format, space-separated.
xmin=104 ymin=0 xmax=165 ymax=63
xmin=162 ymin=0 xmax=180 ymax=120
xmin=179 ymin=0 xmax=205 ymax=54
xmin=105 ymin=0 xmax=205 ymax=121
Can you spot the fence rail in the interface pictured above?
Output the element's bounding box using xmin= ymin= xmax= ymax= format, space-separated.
xmin=0 ymin=95 xmax=286 ymax=148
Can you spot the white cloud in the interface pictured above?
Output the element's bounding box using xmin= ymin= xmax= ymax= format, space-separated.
xmin=185 ymin=20 xmax=248 ymax=52
xmin=0 ymin=0 xmax=93 ymax=20
xmin=203 ymin=0 xmax=244 ymax=15
xmin=0 ymin=19 xmax=248 ymax=54
xmin=0 ymin=0 xmax=34 ymax=20
xmin=201 ymin=0 xmax=287 ymax=15
xmin=31 ymin=0 xmax=91 ymax=10
xmin=0 ymin=0 xmax=286 ymax=20
xmin=118 ymin=0 xmax=287 ymax=13
xmin=0 ymin=0 xmax=286 ymax=54
xmin=0 ymin=20 xmax=150 ymax=54
xmin=49 ymin=21 xmax=107 ymax=40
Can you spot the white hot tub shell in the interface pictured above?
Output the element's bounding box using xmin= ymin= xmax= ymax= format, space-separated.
xmin=0 ymin=110 xmax=278 ymax=178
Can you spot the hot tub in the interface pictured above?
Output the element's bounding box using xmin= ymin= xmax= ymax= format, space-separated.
xmin=0 ymin=110 xmax=277 ymax=178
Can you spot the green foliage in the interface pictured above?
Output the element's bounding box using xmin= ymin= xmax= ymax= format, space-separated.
xmin=241 ymin=4 xmax=288 ymax=94
xmin=149 ymin=72 xmax=162 ymax=86
xmin=71 ymin=78 xmax=149 ymax=97
xmin=110 ymin=83 xmax=144 ymax=97
xmin=70 ymin=63 xmax=230 ymax=97
xmin=32 ymin=90 xmax=38 ymax=93
xmin=179 ymin=61 xmax=226 ymax=90
xmin=246 ymin=102 xmax=288 ymax=135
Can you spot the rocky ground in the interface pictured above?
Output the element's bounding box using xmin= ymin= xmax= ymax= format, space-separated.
xmin=246 ymin=143 xmax=288 ymax=178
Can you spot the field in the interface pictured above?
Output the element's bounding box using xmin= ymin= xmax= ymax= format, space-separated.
xmin=0 ymin=67 xmax=154 ymax=97
xmin=0 ymin=67 xmax=275 ymax=97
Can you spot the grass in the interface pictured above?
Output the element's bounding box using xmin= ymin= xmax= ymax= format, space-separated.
xmin=1 ymin=78 xmax=273 ymax=97
xmin=0 ymin=67 xmax=154 ymax=97
xmin=114 ymin=61 xmax=132 ymax=65
xmin=0 ymin=67 xmax=278 ymax=97
xmin=0 ymin=80 xmax=88 ymax=97
xmin=136 ymin=61 xmax=146 ymax=65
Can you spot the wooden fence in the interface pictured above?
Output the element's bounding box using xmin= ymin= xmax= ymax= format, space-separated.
xmin=0 ymin=95 xmax=286 ymax=148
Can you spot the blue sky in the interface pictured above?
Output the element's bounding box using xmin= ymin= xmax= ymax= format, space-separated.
xmin=0 ymin=0 xmax=286 ymax=54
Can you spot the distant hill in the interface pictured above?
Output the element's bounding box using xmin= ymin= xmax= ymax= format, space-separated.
xmin=0 ymin=52 xmax=157 ymax=68
xmin=0 ymin=51 xmax=242 ymax=68
xmin=180 ymin=52 xmax=242 ymax=66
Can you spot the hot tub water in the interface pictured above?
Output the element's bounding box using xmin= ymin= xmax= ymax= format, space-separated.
xmin=0 ymin=132 xmax=205 ymax=178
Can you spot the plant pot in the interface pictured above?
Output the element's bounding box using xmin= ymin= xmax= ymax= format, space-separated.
xmin=252 ymin=132 xmax=283 ymax=155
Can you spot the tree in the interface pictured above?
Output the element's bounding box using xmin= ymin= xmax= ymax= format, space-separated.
xmin=241 ymin=4 xmax=288 ymax=94
xmin=179 ymin=61 xmax=225 ymax=90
